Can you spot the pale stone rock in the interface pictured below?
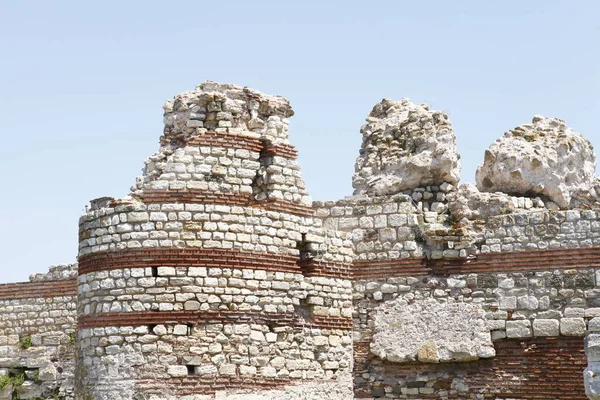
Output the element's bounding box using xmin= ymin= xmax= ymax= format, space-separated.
xmin=506 ymin=320 xmax=532 ymax=338
xmin=532 ymin=319 xmax=559 ymax=337
xmin=476 ymin=115 xmax=596 ymax=208
xmin=560 ymin=317 xmax=586 ymax=336
xmin=167 ymin=365 xmax=188 ymax=377
xmin=353 ymin=98 xmax=461 ymax=195
xmin=370 ymin=297 xmax=493 ymax=363
xmin=586 ymin=364 xmax=600 ymax=400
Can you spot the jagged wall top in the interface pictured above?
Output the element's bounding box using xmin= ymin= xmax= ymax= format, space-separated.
xmin=476 ymin=115 xmax=596 ymax=209
xmin=352 ymin=98 xmax=461 ymax=196
xmin=162 ymin=81 xmax=294 ymax=145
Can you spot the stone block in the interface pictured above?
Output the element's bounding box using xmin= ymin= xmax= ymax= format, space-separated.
xmin=560 ymin=318 xmax=586 ymax=336
xmin=506 ymin=320 xmax=532 ymax=338
xmin=532 ymin=319 xmax=559 ymax=337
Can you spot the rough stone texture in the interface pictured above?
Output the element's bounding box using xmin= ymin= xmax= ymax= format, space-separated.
xmin=476 ymin=115 xmax=596 ymax=209
xmin=5 ymin=83 xmax=600 ymax=399
xmin=0 ymin=264 xmax=77 ymax=400
xmin=352 ymin=98 xmax=460 ymax=196
xmin=371 ymin=297 xmax=494 ymax=363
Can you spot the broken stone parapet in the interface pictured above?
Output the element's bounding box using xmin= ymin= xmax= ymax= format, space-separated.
xmin=476 ymin=115 xmax=596 ymax=209
xmin=352 ymin=98 xmax=461 ymax=196
xmin=29 ymin=263 xmax=78 ymax=282
xmin=163 ymin=80 xmax=294 ymax=144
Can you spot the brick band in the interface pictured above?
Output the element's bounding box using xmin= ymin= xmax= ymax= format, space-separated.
xmin=0 ymin=279 xmax=77 ymax=300
xmin=354 ymin=246 xmax=600 ymax=280
xmin=354 ymin=337 xmax=585 ymax=399
xmin=137 ymin=376 xmax=291 ymax=396
xmin=78 ymin=248 xmax=352 ymax=279
xmin=78 ymin=310 xmax=352 ymax=331
xmin=177 ymin=131 xmax=299 ymax=159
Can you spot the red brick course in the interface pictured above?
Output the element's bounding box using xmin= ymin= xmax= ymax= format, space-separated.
xmin=353 ymin=337 xmax=586 ymax=399
xmin=354 ymin=246 xmax=600 ymax=280
xmin=0 ymin=279 xmax=77 ymax=300
xmin=137 ymin=376 xmax=292 ymax=396
xmin=78 ymin=247 xmax=353 ymax=279
xmin=78 ymin=310 xmax=353 ymax=331
xmin=166 ymin=130 xmax=299 ymax=159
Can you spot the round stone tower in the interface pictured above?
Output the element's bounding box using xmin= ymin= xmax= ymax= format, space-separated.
xmin=75 ymin=82 xmax=354 ymax=400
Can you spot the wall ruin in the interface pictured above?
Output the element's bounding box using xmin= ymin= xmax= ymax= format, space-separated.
xmin=1 ymin=81 xmax=598 ymax=399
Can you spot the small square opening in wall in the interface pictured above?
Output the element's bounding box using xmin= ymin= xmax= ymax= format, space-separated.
xmin=186 ymin=365 xmax=196 ymax=376
xmin=151 ymin=267 xmax=158 ymax=277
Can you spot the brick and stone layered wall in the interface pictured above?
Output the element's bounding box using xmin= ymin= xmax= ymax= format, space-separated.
xmin=0 ymin=264 xmax=77 ymax=400
xmin=313 ymin=193 xmax=597 ymax=399
xmin=2 ymin=82 xmax=599 ymax=399
xmin=75 ymin=82 xmax=354 ymax=400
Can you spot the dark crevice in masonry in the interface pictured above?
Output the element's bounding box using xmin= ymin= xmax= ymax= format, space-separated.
xmin=296 ymin=233 xmax=318 ymax=275
xmin=151 ymin=266 xmax=158 ymax=277
xmin=250 ymin=139 xmax=273 ymax=203
xmin=186 ymin=365 xmax=196 ymax=376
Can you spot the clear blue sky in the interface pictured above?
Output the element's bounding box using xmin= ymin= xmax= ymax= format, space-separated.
xmin=0 ymin=1 xmax=598 ymax=283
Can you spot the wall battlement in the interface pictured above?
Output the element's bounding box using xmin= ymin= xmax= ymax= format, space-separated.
xmin=2 ymin=81 xmax=600 ymax=399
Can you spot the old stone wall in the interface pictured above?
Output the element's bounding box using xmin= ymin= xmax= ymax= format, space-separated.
xmin=2 ymin=82 xmax=599 ymax=399
xmin=75 ymin=82 xmax=354 ymax=400
xmin=0 ymin=264 xmax=77 ymax=400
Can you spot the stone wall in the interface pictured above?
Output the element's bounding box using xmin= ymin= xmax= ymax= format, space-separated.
xmin=75 ymin=82 xmax=354 ymax=400
xmin=0 ymin=264 xmax=77 ymax=400
xmin=2 ymin=81 xmax=600 ymax=399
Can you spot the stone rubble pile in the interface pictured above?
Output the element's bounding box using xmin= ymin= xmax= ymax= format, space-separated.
xmin=352 ymin=99 xmax=461 ymax=196
xmin=476 ymin=115 xmax=596 ymax=209
xmin=163 ymin=81 xmax=293 ymax=142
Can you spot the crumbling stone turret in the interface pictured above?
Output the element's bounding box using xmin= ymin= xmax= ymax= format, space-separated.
xmin=352 ymin=98 xmax=461 ymax=196
xmin=476 ymin=115 xmax=596 ymax=209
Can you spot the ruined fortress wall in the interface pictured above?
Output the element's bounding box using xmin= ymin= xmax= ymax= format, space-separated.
xmin=0 ymin=264 xmax=77 ymax=400
xmin=75 ymin=82 xmax=354 ymax=400
xmin=313 ymin=194 xmax=595 ymax=399
xmin=2 ymin=82 xmax=599 ymax=399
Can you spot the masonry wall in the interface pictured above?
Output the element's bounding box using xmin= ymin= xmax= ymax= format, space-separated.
xmin=74 ymin=82 xmax=355 ymax=400
xmin=314 ymin=193 xmax=596 ymax=399
xmin=1 ymin=82 xmax=597 ymax=400
xmin=0 ymin=264 xmax=77 ymax=400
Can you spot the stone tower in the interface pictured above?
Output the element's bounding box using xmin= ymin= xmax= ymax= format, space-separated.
xmin=75 ymin=82 xmax=354 ymax=399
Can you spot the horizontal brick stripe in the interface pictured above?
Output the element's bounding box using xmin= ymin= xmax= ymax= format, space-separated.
xmin=78 ymin=248 xmax=352 ymax=279
xmin=354 ymin=246 xmax=600 ymax=279
xmin=78 ymin=310 xmax=353 ymax=331
xmin=353 ymin=258 xmax=430 ymax=279
xmin=183 ymin=131 xmax=299 ymax=160
xmin=247 ymin=199 xmax=315 ymax=217
xmin=78 ymin=248 xmax=301 ymax=275
xmin=300 ymin=260 xmax=353 ymax=279
xmin=137 ymin=376 xmax=292 ymax=396
xmin=0 ymin=279 xmax=77 ymax=300
xmin=353 ymin=337 xmax=585 ymax=399
xmin=79 ymin=246 xmax=600 ymax=281
xmin=137 ymin=190 xmax=314 ymax=216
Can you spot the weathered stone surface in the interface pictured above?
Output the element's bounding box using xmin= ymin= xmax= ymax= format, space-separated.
xmin=560 ymin=317 xmax=586 ymax=336
xmin=370 ymin=297 xmax=493 ymax=363
xmin=353 ymin=98 xmax=461 ymax=196
xmin=585 ymin=364 xmax=600 ymax=400
xmin=476 ymin=115 xmax=596 ymax=209
xmin=532 ymin=319 xmax=560 ymax=337
xmin=506 ymin=320 xmax=532 ymax=338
